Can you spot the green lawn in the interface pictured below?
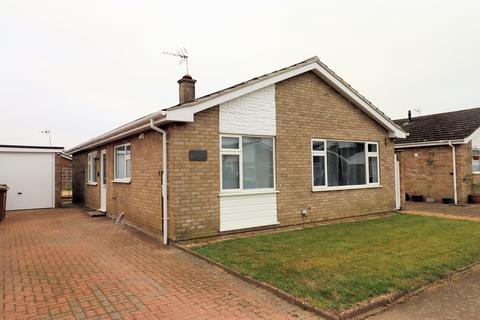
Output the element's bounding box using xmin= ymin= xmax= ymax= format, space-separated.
xmin=193 ymin=214 xmax=480 ymax=311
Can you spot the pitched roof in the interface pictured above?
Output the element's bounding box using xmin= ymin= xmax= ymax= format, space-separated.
xmin=393 ymin=107 xmax=480 ymax=145
xmin=66 ymin=56 xmax=405 ymax=154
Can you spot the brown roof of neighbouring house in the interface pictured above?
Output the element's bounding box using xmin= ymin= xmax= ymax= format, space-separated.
xmin=394 ymin=107 xmax=480 ymax=144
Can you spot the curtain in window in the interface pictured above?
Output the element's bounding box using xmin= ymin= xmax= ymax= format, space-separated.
xmin=327 ymin=141 xmax=366 ymax=186
xmin=242 ymin=137 xmax=274 ymax=189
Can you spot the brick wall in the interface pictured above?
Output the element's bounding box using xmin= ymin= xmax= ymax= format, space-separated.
xmin=72 ymin=130 xmax=163 ymax=239
xmin=72 ymin=71 xmax=399 ymax=241
xmin=275 ymin=72 xmax=396 ymax=224
xmin=397 ymin=143 xmax=473 ymax=203
xmin=168 ymin=107 xmax=220 ymax=240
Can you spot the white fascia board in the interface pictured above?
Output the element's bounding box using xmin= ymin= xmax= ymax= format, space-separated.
xmin=394 ymin=139 xmax=467 ymax=148
xmin=65 ymin=118 xmax=167 ymax=155
xmin=0 ymin=147 xmax=63 ymax=153
xmin=166 ymin=62 xmax=406 ymax=138
xmin=464 ymin=126 xmax=480 ymax=143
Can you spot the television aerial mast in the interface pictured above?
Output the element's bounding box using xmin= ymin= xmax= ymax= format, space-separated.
xmin=162 ymin=48 xmax=189 ymax=74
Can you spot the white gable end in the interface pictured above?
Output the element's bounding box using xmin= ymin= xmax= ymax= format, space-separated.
xmin=219 ymin=85 xmax=275 ymax=136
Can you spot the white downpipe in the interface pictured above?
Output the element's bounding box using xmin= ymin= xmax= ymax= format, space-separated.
xmin=150 ymin=119 xmax=169 ymax=245
xmin=448 ymin=141 xmax=458 ymax=205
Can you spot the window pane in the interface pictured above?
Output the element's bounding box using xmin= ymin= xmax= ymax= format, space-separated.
xmin=126 ymin=145 xmax=131 ymax=156
xmin=312 ymin=141 xmax=325 ymax=151
xmin=327 ymin=141 xmax=366 ymax=186
xmin=313 ymin=156 xmax=325 ymax=186
xmin=473 ymin=149 xmax=480 ymax=172
xmin=126 ymin=159 xmax=131 ymax=179
xmin=222 ymin=137 xmax=239 ymax=149
xmin=92 ymin=157 xmax=97 ymax=182
xmin=242 ymin=137 xmax=274 ymax=189
xmin=115 ymin=147 xmax=126 ymax=179
xmin=222 ymin=155 xmax=239 ymax=189
xmin=369 ymin=156 xmax=379 ymax=183
xmin=368 ymin=143 xmax=378 ymax=153
xmin=102 ymin=155 xmax=107 ymax=184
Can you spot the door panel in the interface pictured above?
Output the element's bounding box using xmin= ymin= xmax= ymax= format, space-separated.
xmin=100 ymin=150 xmax=107 ymax=212
xmin=0 ymin=152 xmax=54 ymax=210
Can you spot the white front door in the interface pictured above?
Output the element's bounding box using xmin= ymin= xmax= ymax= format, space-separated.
xmin=100 ymin=150 xmax=107 ymax=212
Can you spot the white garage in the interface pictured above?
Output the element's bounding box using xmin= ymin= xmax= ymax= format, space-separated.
xmin=0 ymin=145 xmax=64 ymax=210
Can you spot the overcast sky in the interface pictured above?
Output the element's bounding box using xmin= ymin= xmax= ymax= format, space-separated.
xmin=1 ymin=1 xmax=480 ymax=149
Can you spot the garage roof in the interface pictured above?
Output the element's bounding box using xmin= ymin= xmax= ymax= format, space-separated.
xmin=0 ymin=145 xmax=64 ymax=153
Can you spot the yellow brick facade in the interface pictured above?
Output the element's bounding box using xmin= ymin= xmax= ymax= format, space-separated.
xmin=73 ymin=71 xmax=398 ymax=241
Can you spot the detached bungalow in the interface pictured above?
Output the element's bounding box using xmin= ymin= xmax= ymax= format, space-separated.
xmin=66 ymin=57 xmax=406 ymax=243
xmin=394 ymin=108 xmax=480 ymax=204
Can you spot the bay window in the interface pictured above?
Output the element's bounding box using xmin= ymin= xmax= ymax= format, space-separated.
xmin=220 ymin=135 xmax=275 ymax=192
xmin=114 ymin=144 xmax=131 ymax=181
xmin=87 ymin=152 xmax=97 ymax=184
xmin=312 ymin=139 xmax=380 ymax=190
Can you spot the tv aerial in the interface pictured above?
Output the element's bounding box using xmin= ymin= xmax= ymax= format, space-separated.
xmin=162 ymin=48 xmax=189 ymax=74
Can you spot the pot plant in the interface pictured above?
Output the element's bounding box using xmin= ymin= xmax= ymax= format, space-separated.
xmin=411 ymin=191 xmax=423 ymax=202
xmin=442 ymin=197 xmax=454 ymax=204
xmin=464 ymin=174 xmax=480 ymax=204
xmin=471 ymin=181 xmax=480 ymax=204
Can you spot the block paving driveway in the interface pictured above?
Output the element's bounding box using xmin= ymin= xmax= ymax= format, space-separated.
xmin=0 ymin=208 xmax=318 ymax=320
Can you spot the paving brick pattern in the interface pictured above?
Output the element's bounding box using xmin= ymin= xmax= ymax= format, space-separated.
xmin=0 ymin=208 xmax=320 ymax=320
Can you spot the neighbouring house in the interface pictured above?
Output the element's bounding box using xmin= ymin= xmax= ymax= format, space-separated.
xmin=394 ymin=108 xmax=480 ymax=204
xmin=0 ymin=145 xmax=72 ymax=210
xmin=66 ymin=57 xmax=406 ymax=243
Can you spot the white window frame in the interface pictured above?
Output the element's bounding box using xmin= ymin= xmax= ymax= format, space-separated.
xmin=220 ymin=134 xmax=276 ymax=194
xmin=311 ymin=139 xmax=380 ymax=191
xmin=87 ymin=151 xmax=97 ymax=185
xmin=113 ymin=143 xmax=131 ymax=183
xmin=472 ymin=147 xmax=480 ymax=174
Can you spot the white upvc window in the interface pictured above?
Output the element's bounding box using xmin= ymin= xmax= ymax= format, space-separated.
xmin=220 ymin=135 xmax=275 ymax=193
xmin=473 ymin=147 xmax=480 ymax=174
xmin=87 ymin=152 xmax=97 ymax=184
xmin=311 ymin=139 xmax=380 ymax=191
xmin=114 ymin=143 xmax=131 ymax=182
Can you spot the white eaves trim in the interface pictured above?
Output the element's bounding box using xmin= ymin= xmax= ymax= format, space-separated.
xmin=0 ymin=147 xmax=64 ymax=153
xmin=394 ymin=139 xmax=467 ymax=148
xmin=165 ymin=61 xmax=406 ymax=139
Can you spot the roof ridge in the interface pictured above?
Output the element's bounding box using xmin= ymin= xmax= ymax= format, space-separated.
xmin=395 ymin=106 xmax=480 ymax=122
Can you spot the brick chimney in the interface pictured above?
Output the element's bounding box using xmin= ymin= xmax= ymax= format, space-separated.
xmin=178 ymin=75 xmax=196 ymax=104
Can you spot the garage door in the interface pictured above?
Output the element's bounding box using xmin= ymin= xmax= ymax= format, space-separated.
xmin=0 ymin=152 xmax=54 ymax=210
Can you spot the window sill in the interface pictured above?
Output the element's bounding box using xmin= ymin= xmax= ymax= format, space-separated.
xmin=473 ymin=172 xmax=480 ymax=175
xmin=112 ymin=179 xmax=131 ymax=184
xmin=312 ymin=184 xmax=382 ymax=192
xmin=219 ymin=190 xmax=279 ymax=197
xmin=86 ymin=182 xmax=97 ymax=186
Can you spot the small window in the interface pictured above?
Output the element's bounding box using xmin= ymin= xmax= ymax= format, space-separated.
xmin=114 ymin=144 xmax=131 ymax=181
xmin=221 ymin=137 xmax=239 ymax=149
xmin=87 ymin=152 xmax=97 ymax=183
xmin=368 ymin=143 xmax=378 ymax=153
xmin=312 ymin=141 xmax=325 ymax=151
xmin=473 ymin=148 xmax=480 ymax=173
